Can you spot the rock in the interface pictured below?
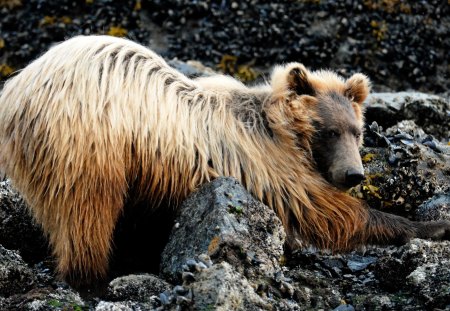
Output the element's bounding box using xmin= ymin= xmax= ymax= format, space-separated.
xmin=404 ymin=240 xmax=450 ymax=307
xmin=333 ymin=304 xmax=355 ymax=311
xmin=168 ymin=59 xmax=214 ymax=78
xmin=4 ymin=286 xmax=85 ymax=311
xmin=0 ymin=245 xmax=36 ymax=297
xmin=159 ymin=178 xmax=301 ymax=310
xmin=0 ymin=180 xmax=48 ymax=263
xmin=161 ymin=177 xmax=285 ymax=282
xmin=416 ymin=193 xmax=450 ymax=222
xmin=187 ymin=261 xmax=270 ymax=311
xmin=286 ymin=264 xmax=342 ymax=310
xmin=365 ymin=92 xmax=450 ymax=141
xmin=0 ymin=244 xmax=83 ymax=311
xmin=375 ymin=239 xmax=450 ymax=309
xmin=95 ymin=301 xmax=136 ymax=311
xmin=288 ymin=239 xmax=450 ymax=310
xmin=106 ymin=273 xmax=171 ymax=303
xmin=95 ymin=300 xmax=163 ymax=311
xmin=346 ymin=255 xmax=377 ymax=272
xmin=352 ymin=117 xmax=449 ymax=216
xmin=2 ymin=1 xmax=449 ymax=93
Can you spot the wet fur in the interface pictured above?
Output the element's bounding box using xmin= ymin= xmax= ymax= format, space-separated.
xmin=0 ymin=36 xmax=448 ymax=282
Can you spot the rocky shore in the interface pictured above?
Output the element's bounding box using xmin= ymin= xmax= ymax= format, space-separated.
xmin=0 ymin=0 xmax=449 ymax=310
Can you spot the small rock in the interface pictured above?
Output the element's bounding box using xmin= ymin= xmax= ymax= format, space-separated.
xmin=0 ymin=245 xmax=36 ymax=297
xmin=333 ymin=304 xmax=355 ymax=311
xmin=416 ymin=193 xmax=450 ymax=221
xmin=106 ymin=273 xmax=171 ymax=303
xmin=346 ymin=255 xmax=377 ymax=272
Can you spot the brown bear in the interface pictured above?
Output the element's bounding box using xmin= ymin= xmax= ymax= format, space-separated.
xmin=0 ymin=35 xmax=448 ymax=282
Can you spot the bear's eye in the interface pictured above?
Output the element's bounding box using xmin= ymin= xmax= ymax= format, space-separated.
xmin=327 ymin=130 xmax=339 ymax=138
xmin=355 ymin=133 xmax=361 ymax=139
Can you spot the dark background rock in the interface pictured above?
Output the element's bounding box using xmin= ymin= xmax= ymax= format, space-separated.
xmin=1 ymin=0 xmax=449 ymax=94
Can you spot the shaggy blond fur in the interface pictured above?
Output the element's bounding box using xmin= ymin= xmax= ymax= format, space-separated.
xmin=0 ymin=35 xmax=435 ymax=281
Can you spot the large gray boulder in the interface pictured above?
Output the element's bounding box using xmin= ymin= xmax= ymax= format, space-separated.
xmin=161 ymin=177 xmax=286 ymax=283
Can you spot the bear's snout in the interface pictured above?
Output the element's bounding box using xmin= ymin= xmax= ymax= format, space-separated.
xmin=344 ymin=168 xmax=365 ymax=188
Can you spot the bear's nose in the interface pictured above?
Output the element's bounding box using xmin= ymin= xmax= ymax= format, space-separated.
xmin=344 ymin=169 xmax=365 ymax=187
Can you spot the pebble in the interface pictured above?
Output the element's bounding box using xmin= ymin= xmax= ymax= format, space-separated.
xmin=181 ymin=271 xmax=196 ymax=283
xmin=347 ymin=255 xmax=377 ymax=272
xmin=197 ymin=253 xmax=213 ymax=268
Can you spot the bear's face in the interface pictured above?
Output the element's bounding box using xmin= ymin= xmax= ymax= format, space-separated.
xmin=271 ymin=63 xmax=370 ymax=189
xmin=311 ymin=91 xmax=365 ymax=189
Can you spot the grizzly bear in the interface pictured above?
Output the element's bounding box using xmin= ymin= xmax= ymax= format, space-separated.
xmin=0 ymin=35 xmax=448 ymax=282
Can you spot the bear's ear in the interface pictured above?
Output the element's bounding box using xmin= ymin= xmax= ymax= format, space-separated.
xmin=344 ymin=73 xmax=371 ymax=105
xmin=287 ymin=66 xmax=315 ymax=96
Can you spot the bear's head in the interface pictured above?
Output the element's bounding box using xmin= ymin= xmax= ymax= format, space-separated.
xmin=270 ymin=63 xmax=370 ymax=190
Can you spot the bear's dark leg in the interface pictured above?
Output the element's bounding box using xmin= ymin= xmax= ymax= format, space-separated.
xmin=362 ymin=209 xmax=450 ymax=245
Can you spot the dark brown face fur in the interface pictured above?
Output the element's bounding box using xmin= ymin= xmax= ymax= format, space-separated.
xmin=312 ymin=91 xmax=364 ymax=189
xmin=282 ymin=64 xmax=370 ymax=189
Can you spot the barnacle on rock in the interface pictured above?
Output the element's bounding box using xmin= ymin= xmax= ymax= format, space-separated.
xmin=60 ymin=16 xmax=72 ymax=24
xmin=349 ymin=173 xmax=387 ymax=204
xmin=107 ymin=26 xmax=128 ymax=37
xmin=217 ymin=55 xmax=259 ymax=82
xmin=0 ymin=64 xmax=14 ymax=77
xmin=236 ymin=64 xmax=258 ymax=82
xmin=0 ymin=0 xmax=21 ymax=9
xmin=207 ymin=236 xmax=221 ymax=255
xmin=134 ymin=0 xmax=141 ymax=11
xmin=363 ymin=0 xmax=411 ymax=14
xmin=362 ymin=153 xmax=377 ymax=163
xmin=217 ymin=54 xmax=238 ymax=75
xmin=370 ymin=20 xmax=388 ymax=41
xmin=39 ymin=16 xmax=56 ymax=27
